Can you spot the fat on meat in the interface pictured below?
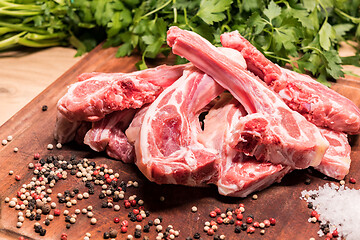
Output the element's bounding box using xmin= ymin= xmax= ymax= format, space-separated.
xmin=57 ymin=64 xmax=186 ymax=122
xmin=316 ymin=128 xmax=351 ymax=180
xmin=198 ymin=93 xmax=291 ymax=197
xmin=167 ymin=26 xmax=329 ymax=169
xmin=134 ymin=66 xmax=224 ymax=185
xmin=220 ymin=31 xmax=360 ymax=134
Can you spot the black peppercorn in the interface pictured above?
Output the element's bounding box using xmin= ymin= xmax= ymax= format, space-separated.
xmin=134 ymin=229 xmax=141 ymax=238
xmin=193 ymin=232 xmax=201 ymax=239
xmin=241 ymin=223 xmax=247 ymax=230
xmin=39 ymin=228 xmax=46 ymax=236
xmin=143 ymin=224 xmax=150 ymax=232
xmin=42 ymin=105 xmax=48 ymax=111
xmin=103 ymin=232 xmax=110 ymax=239
xmin=235 ymin=225 xmax=241 ymax=233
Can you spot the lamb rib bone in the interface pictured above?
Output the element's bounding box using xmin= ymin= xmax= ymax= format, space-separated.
xmin=136 ymin=66 xmax=224 ymax=185
xmin=167 ymin=26 xmax=328 ymax=169
xmin=220 ymin=31 xmax=360 ymax=134
xmin=57 ymin=64 xmax=187 ymax=122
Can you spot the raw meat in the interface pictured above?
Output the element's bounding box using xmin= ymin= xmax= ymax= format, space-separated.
xmin=198 ymin=93 xmax=291 ymax=197
xmin=54 ymin=112 xmax=82 ymax=143
xmin=57 ymin=64 xmax=186 ymax=122
xmin=316 ymin=128 xmax=351 ymax=180
xmin=167 ymin=26 xmax=328 ymax=169
xmin=84 ymin=109 xmax=136 ymax=163
xmin=220 ymin=31 xmax=360 ymax=134
xmin=135 ymin=66 xmax=224 ymax=185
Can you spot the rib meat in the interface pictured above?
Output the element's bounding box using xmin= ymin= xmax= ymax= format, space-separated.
xmin=135 ymin=67 xmax=224 ymax=185
xmin=58 ymin=64 xmax=186 ymax=122
xmin=220 ymin=31 xmax=360 ymax=134
xmin=198 ymin=93 xmax=291 ymax=197
xmin=316 ymin=128 xmax=351 ymax=180
xmin=167 ymin=26 xmax=328 ymax=169
xmin=84 ymin=109 xmax=136 ymax=163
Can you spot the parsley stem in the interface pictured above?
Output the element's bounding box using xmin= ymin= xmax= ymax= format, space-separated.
xmin=173 ymin=0 xmax=177 ymax=23
xmin=0 ymin=22 xmax=47 ymax=34
xmin=0 ymin=31 xmax=26 ymax=50
xmin=334 ymin=8 xmax=360 ymax=24
xmin=140 ymin=0 xmax=172 ymax=19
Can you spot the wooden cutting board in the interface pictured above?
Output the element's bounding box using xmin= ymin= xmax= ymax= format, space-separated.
xmin=0 ymin=44 xmax=359 ymax=240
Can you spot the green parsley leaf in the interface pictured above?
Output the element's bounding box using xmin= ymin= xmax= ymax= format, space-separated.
xmin=263 ymin=1 xmax=281 ymax=22
xmin=196 ymin=0 xmax=233 ymax=25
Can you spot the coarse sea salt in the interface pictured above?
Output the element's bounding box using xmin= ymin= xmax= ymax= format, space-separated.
xmin=300 ymin=183 xmax=360 ymax=240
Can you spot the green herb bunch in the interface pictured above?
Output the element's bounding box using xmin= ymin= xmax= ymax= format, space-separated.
xmin=1 ymin=0 xmax=360 ymax=84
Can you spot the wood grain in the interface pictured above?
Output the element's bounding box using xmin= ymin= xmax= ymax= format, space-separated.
xmin=0 ymin=47 xmax=81 ymax=126
xmin=0 ymin=44 xmax=359 ymax=240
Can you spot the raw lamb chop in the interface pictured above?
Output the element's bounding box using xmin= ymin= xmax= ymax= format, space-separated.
xmin=134 ymin=66 xmax=224 ymax=185
xmin=316 ymin=128 xmax=351 ymax=180
xmin=220 ymin=31 xmax=360 ymax=134
xmin=58 ymin=64 xmax=186 ymax=122
xmin=84 ymin=109 xmax=136 ymax=163
xmin=198 ymin=93 xmax=291 ymax=197
xmin=167 ymin=26 xmax=328 ymax=169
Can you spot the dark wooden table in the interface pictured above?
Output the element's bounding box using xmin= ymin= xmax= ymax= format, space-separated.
xmin=0 ymin=44 xmax=359 ymax=240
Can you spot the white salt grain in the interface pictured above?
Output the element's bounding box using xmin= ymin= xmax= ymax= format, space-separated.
xmin=301 ymin=183 xmax=360 ymax=240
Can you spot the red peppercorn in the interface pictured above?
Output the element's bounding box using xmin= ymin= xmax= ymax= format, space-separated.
xmin=324 ymin=238 xmax=331 ymax=240
xmin=246 ymin=217 xmax=253 ymax=224
xmin=34 ymin=153 xmax=40 ymax=160
xmin=104 ymin=174 xmax=110 ymax=179
xmin=214 ymin=207 xmax=221 ymax=215
xmin=18 ymin=201 xmax=23 ymax=205
xmin=236 ymin=213 xmax=243 ymax=220
xmin=56 ymin=173 xmax=62 ymax=179
xmin=216 ymin=217 xmax=223 ymax=224
xmin=227 ymin=215 xmax=233 ymax=220
xmin=130 ymin=200 xmax=137 ymax=206
xmin=350 ymin=177 xmax=356 ymax=184
xmin=124 ymin=201 xmax=131 ymax=208
xmin=54 ymin=209 xmax=61 ymax=216
xmin=210 ymin=220 xmax=217 ymax=226
xmin=332 ymin=230 xmax=339 ymax=237
xmin=326 ymin=233 xmax=333 ymax=238
xmin=310 ymin=210 xmax=317 ymax=217
xmin=315 ymin=214 xmax=320 ymax=221
xmin=19 ymin=237 xmax=25 ymax=240
xmin=269 ymin=218 xmax=276 ymax=225
xmin=17 ymin=191 xmax=22 ymax=197
xmin=139 ymin=206 xmax=145 ymax=210
xmin=234 ymin=208 xmax=241 ymax=215
xmin=106 ymin=178 xmax=112 ymax=184
xmin=38 ymin=177 xmax=44 ymax=181
xmin=235 ymin=220 xmax=242 ymax=226
xmin=247 ymin=226 xmax=255 ymax=233
xmin=112 ymin=177 xmax=118 ymax=182
xmin=93 ymin=170 xmax=99 ymax=175
xmin=239 ymin=203 xmax=245 ymax=208
xmin=121 ymin=226 xmax=128 ymax=233
xmin=114 ymin=217 xmax=120 ymax=223
xmin=61 ymin=233 xmax=67 ymax=240
xmin=15 ymin=175 xmax=21 ymax=181
xmin=136 ymin=214 xmax=143 ymax=222
xmin=209 ymin=211 xmax=217 ymax=218
xmin=133 ymin=209 xmax=140 ymax=215
xmin=253 ymin=221 xmax=260 ymax=228
xmin=207 ymin=228 xmax=215 ymax=236
xmin=121 ymin=220 xmax=129 ymax=226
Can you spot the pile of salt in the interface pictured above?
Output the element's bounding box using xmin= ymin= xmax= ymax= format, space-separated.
xmin=301 ymin=183 xmax=360 ymax=240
